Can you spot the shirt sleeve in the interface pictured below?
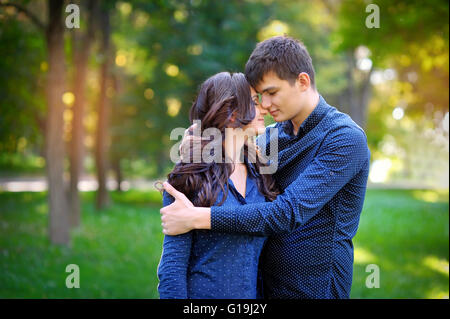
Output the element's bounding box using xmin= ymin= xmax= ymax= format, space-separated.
xmin=211 ymin=125 xmax=370 ymax=236
xmin=157 ymin=191 xmax=193 ymax=299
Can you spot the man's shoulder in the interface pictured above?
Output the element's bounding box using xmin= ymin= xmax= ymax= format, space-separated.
xmin=321 ymin=105 xmax=371 ymax=169
xmin=323 ymin=104 xmax=367 ymax=139
xmin=319 ymin=103 xmax=369 ymax=162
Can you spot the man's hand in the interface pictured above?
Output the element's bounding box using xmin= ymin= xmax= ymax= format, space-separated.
xmin=179 ymin=123 xmax=207 ymax=162
xmin=160 ymin=182 xmax=212 ymax=235
xmin=179 ymin=123 xmax=194 ymax=160
xmin=160 ymin=182 xmax=195 ymax=235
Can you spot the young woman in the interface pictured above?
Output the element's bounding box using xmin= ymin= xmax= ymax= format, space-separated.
xmin=157 ymin=72 xmax=279 ymax=299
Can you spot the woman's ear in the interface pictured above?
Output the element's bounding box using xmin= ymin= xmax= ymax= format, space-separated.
xmin=230 ymin=112 xmax=236 ymax=123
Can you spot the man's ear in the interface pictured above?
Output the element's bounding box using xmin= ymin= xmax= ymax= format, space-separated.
xmin=297 ymin=72 xmax=311 ymax=91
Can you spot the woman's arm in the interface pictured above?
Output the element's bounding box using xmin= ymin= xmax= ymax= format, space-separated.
xmin=157 ymin=192 xmax=193 ymax=299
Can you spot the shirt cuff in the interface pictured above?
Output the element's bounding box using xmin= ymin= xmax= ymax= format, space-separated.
xmin=210 ymin=205 xmax=237 ymax=232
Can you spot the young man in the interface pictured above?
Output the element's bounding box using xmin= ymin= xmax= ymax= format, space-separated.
xmin=160 ymin=36 xmax=371 ymax=298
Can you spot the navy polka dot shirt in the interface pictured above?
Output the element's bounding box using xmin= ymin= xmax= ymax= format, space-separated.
xmin=211 ymin=95 xmax=371 ymax=299
xmin=157 ymin=159 xmax=268 ymax=299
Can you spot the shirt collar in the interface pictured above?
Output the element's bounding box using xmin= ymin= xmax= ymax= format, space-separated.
xmin=227 ymin=157 xmax=257 ymax=201
xmin=282 ymin=95 xmax=329 ymax=137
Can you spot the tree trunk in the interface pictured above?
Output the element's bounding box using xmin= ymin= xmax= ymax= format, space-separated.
xmin=345 ymin=50 xmax=361 ymax=126
xmin=341 ymin=49 xmax=373 ymax=130
xmin=46 ymin=0 xmax=70 ymax=245
xmin=112 ymin=157 xmax=122 ymax=192
xmin=69 ymin=0 xmax=96 ymax=228
xmin=95 ymin=6 xmax=111 ymax=209
xmin=359 ymin=67 xmax=374 ymax=129
xmin=109 ymin=72 xmax=122 ymax=192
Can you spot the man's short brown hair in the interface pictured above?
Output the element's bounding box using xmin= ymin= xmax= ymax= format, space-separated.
xmin=245 ymin=36 xmax=316 ymax=89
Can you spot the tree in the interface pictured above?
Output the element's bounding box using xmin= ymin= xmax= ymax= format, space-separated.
xmin=69 ymin=0 xmax=97 ymax=227
xmin=95 ymin=2 xmax=112 ymax=209
xmin=0 ymin=2 xmax=46 ymax=158
xmin=45 ymin=0 xmax=70 ymax=245
xmin=109 ymin=0 xmax=274 ymax=177
xmin=334 ymin=0 xmax=449 ymax=128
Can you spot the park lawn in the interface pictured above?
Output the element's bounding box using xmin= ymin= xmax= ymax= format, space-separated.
xmin=0 ymin=190 xmax=164 ymax=298
xmin=350 ymin=189 xmax=449 ymax=299
xmin=0 ymin=188 xmax=448 ymax=299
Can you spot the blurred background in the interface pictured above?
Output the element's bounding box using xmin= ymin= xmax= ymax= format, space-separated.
xmin=0 ymin=0 xmax=448 ymax=298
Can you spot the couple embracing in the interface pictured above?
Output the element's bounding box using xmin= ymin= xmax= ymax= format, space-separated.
xmin=157 ymin=36 xmax=370 ymax=299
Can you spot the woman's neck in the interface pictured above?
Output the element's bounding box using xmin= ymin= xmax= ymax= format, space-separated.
xmin=224 ymin=130 xmax=246 ymax=164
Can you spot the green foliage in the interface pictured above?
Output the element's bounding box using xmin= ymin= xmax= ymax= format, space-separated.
xmin=334 ymin=0 xmax=449 ymax=185
xmin=0 ymin=153 xmax=45 ymax=177
xmin=335 ymin=0 xmax=449 ymax=116
xmin=335 ymin=0 xmax=449 ymax=64
xmin=0 ymin=13 xmax=46 ymax=154
xmin=0 ymin=0 xmax=448 ymax=183
xmin=109 ymin=0 xmax=275 ymax=176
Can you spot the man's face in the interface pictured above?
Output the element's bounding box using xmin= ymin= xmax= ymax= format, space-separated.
xmin=253 ymin=71 xmax=304 ymax=122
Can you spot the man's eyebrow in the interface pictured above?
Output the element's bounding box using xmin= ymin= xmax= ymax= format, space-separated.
xmin=261 ymin=86 xmax=279 ymax=93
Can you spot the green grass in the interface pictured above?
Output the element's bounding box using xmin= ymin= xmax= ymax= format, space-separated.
xmin=350 ymin=189 xmax=449 ymax=299
xmin=0 ymin=189 xmax=448 ymax=299
xmin=0 ymin=190 xmax=164 ymax=298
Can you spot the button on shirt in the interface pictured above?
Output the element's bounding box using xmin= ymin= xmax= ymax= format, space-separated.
xmin=157 ymin=161 xmax=268 ymax=299
xmin=211 ymin=95 xmax=371 ymax=299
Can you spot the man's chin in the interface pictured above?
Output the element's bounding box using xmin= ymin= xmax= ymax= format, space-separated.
xmin=271 ymin=116 xmax=285 ymax=122
xmin=268 ymin=112 xmax=285 ymax=122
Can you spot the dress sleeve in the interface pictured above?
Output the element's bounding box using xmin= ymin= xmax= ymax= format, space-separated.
xmin=157 ymin=191 xmax=193 ymax=299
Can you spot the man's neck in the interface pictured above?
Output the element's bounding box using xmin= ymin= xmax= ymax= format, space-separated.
xmin=291 ymin=90 xmax=320 ymax=135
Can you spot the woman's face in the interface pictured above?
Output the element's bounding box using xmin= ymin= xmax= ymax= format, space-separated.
xmin=242 ymin=87 xmax=267 ymax=136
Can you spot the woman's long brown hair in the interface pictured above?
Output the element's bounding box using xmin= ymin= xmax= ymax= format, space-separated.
xmin=166 ymin=72 xmax=279 ymax=207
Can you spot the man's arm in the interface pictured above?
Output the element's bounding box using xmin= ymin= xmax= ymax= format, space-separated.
xmin=212 ymin=125 xmax=370 ymax=236
xmin=161 ymin=125 xmax=369 ymax=236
